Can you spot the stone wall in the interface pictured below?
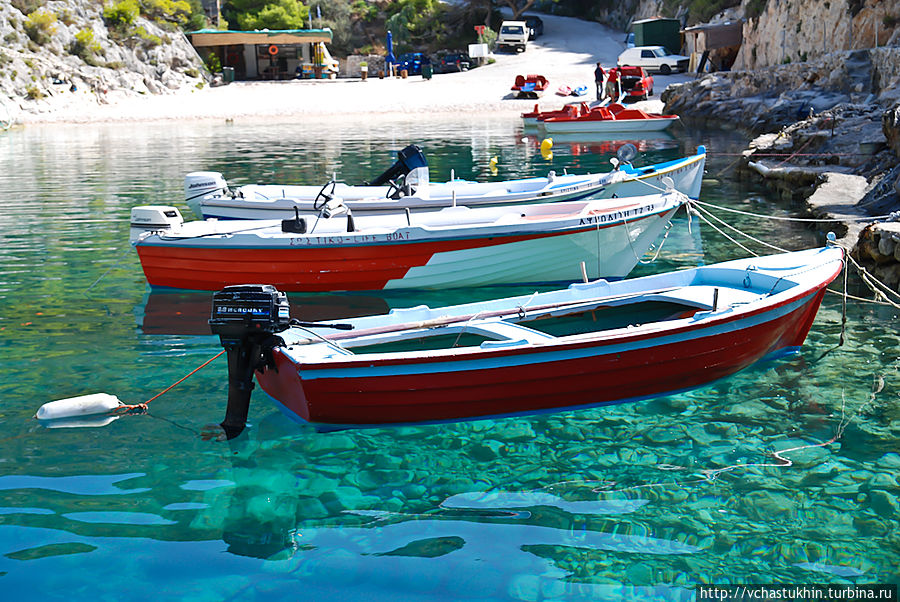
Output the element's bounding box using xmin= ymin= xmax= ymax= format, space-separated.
xmin=342 ymin=54 xmax=387 ymax=78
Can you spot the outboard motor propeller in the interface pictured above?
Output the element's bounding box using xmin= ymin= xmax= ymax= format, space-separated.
xmin=209 ymin=285 xmax=292 ymax=439
xmin=367 ymin=144 xmax=429 ymax=187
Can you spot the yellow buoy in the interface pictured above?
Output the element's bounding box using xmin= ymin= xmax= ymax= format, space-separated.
xmin=540 ymin=137 xmax=553 ymax=160
xmin=489 ymin=156 xmax=498 ymax=175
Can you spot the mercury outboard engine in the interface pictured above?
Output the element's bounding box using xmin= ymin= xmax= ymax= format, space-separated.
xmin=367 ymin=144 xmax=429 ymax=198
xmin=209 ymin=285 xmax=291 ymax=439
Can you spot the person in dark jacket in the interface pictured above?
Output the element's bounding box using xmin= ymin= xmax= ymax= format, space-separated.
xmin=594 ymin=62 xmax=605 ymax=101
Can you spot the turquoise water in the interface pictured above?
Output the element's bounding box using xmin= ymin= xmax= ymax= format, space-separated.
xmin=0 ymin=115 xmax=898 ymax=600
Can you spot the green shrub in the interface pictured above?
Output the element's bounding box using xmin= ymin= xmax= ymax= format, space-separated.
xmin=25 ymin=85 xmax=44 ymax=100
xmin=11 ymin=0 xmax=44 ymax=15
xmin=103 ymin=0 xmax=139 ymax=28
xmin=142 ymin=0 xmax=192 ymax=25
xmin=4 ymin=31 xmax=18 ymax=44
xmin=70 ymin=28 xmax=103 ymax=65
xmin=133 ymin=25 xmax=162 ymax=46
xmin=24 ymin=9 xmax=57 ymax=45
xmin=205 ymin=52 xmax=222 ymax=73
xmin=184 ymin=67 xmax=200 ymax=77
xmin=58 ymin=9 xmax=75 ymax=25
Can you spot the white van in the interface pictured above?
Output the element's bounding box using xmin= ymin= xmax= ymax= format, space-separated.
xmin=617 ymin=45 xmax=688 ymax=75
xmin=497 ymin=21 xmax=529 ymax=53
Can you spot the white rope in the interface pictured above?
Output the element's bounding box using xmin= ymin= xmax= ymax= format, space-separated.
xmin=690 ymin=201 xmax=788 ymax=253
xmin=687 ymin=203 xmax=759 ymax=256
xmin=694 ymin=199 xmax=900 ymax=223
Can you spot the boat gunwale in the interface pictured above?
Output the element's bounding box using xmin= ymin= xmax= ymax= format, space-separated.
xmin=281 ymin=251 xmax=843 ymax=369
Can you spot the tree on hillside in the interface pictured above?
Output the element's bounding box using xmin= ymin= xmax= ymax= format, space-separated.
xmin=497 ymin=0 xmax=536 ymax=20
xmin=223 ymin=0 xmax=310 ymax=30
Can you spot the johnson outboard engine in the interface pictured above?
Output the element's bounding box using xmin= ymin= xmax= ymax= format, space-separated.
xmin=184 ymin=172 xmax=228 ymax=216
xmin=367 ymin=144 xmax=429 ymax=198
xmin=209 ymin=285 xmax=291 ymax=439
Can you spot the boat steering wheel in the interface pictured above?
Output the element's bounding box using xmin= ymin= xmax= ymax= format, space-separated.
xmin=313 ymin=180 xmax=337 ymax=211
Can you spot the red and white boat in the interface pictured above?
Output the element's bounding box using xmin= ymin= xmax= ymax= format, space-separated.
xmin=208 ymin=246 xmax=844 ymax=430
xmin=131 ymin=191 xmax=685 ymax=292
xmin=523 ymin=102 xmax=679 ymax=133
xmin=541 ymin=104 xmax=680 ymax=133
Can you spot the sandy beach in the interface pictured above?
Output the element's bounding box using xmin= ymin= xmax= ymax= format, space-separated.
xmin=14 ymin=14 xmax=691 ymax=125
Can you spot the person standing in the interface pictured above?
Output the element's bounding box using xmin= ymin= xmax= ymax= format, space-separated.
xmin=606 ymin=67 xmax=621 ymax=102
xmin=594 ymin=62 xmax=605 ymax=101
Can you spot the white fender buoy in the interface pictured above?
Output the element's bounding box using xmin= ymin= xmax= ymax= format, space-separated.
xmin=35 ymin=393 xmax=123 ymax=421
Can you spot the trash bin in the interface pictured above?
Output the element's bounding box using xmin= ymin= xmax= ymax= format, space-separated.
xmin=222 ymin=66 xmax=234 ymax=83
xmin=422 ymin=63 xmax=433 ymax=80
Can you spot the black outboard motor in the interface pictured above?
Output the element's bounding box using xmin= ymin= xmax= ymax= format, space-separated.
xmin=367 ymin=144 xmax=428 ymax=187
xmin=209 ymin=285 xmax=291 ymax=439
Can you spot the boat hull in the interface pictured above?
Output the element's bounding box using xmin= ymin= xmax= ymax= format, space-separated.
xmin=135 ymin=203 xmax=680 ymax=291
xmin=260 ymin=285 xmax=830 ymax=425
xmin=252 ymin=247 xmax=842 ymax=425
xmin=541 ymin=116 xmax=679 ymax=134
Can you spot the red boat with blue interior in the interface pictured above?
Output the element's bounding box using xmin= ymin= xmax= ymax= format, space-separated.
xmin=208 ymin=246 xmax=843 ymax=432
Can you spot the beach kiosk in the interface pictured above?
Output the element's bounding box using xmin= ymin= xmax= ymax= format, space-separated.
xmin=188 ymin=28 xmax=337 ymax=81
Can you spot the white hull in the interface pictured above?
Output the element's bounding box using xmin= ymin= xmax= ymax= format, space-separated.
xmin=541 ymin=116 xmax=679 ymax=134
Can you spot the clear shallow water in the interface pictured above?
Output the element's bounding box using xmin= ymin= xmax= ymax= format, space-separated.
xmin=0 ymin=115 xmax=898 ymax=600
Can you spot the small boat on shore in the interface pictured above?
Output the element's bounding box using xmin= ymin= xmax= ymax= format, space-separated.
xmin=132 ymin=191 xmax=686 ymax=292
xmin=511 ymin=74 xmax=548 ymax=99
xmin=186 ymin=144 xmax=707 ymax=220
xmin=208 ymin=246 xmax=844 ymax=429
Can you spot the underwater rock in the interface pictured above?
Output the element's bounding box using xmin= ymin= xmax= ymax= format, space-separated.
xmin=320 ymin=486 xmax=377 ymax=513
xmin=305 ymin=434 xmax=357 ymax=454
xmin=294 ymin=496 xmax=329 ymax=519
xmin=875 ymin=452 xmax=900 ymax=469
xmin=868 ymin=489 xmax=900 ymax=519
xmin=469 ymin=440 xmax=503 ymax=462
xmin=498 ymin=422 xmax=537 ymax=442
xmin=736 ymin=491 xmax=799 ymax=521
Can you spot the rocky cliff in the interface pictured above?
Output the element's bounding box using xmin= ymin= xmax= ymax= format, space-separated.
xmin=735 ymin=0 xmax=900 ymax=70
xmin=0 ymin=0 xmax=206 ymax=120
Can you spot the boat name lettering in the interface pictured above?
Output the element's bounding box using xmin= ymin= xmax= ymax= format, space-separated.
xmin=579 ymin=204 xmax=655 ymax=225
xmin=289 ymin=233 xmax=403 ymax=246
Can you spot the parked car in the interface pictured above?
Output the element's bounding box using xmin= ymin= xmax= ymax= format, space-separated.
xmin=436 ymin=52 xmax=471 ymax=73
xmin=624 ymin=32 xmax=635 ymax=48
xmin=496 ymin=21 xmax=529 ymax=53
xmin=618 ymin=66 xmax=653 ymax=101
xmin=617 ymin=45 xmax=689 ymax=75
xmin=393 ymin=52 xmax=426 ymax=75
xmin=524 ymin=15 xmax=544 ymax=39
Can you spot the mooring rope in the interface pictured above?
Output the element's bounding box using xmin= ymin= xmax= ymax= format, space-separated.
xmin=111 ymin=350 xmax=225 ymax=415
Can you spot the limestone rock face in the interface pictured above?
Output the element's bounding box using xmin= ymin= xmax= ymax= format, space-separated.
xmin=0 ymin=0 xmax=207 ymax=118
xmin=735 ymin=0 xmax=900 ymax=70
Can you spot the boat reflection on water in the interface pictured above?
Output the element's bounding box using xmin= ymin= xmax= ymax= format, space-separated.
xmin=137 ymin=291 xmax=395 ymax=336
xmin=136 ymin=288 xmax=565 ymax=336
xmin=520 ymin=131 xmax=678 ymax=158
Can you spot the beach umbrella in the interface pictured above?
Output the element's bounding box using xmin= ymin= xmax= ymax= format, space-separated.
xmin=386 ymin=30 xmax=395 ymax=65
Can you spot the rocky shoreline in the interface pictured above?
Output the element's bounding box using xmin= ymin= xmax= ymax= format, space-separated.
xmin=663 ymin=47 xmax=900 ymax=292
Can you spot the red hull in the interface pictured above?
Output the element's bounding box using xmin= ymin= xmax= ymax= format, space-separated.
xmin=256 ymin=287 xmax=829 ymax=425
xmin=136 ymin=231 xmax=557 ymax=292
